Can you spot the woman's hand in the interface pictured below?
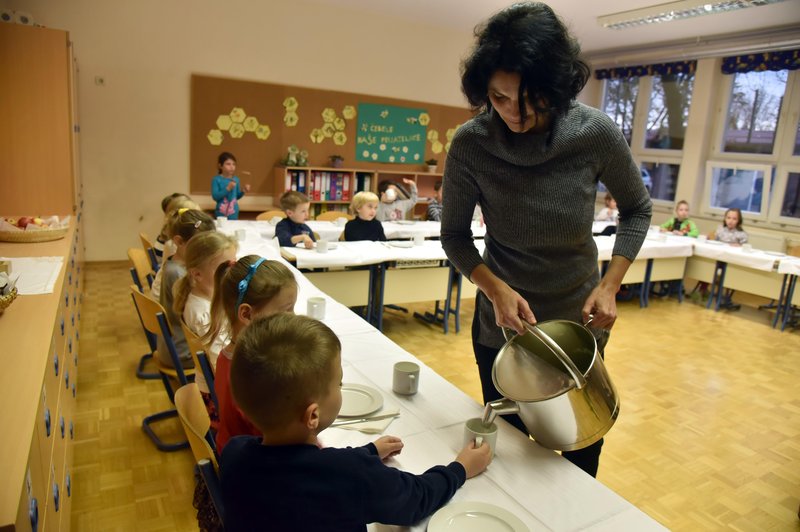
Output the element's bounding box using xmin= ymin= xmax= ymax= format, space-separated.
xmin=582 ymin=282 xmax=618 ymax=329
xmin=470 ymin=264 xmax=536 ymax=334
xmin=373 ymin=436 xmax=403 ymax=460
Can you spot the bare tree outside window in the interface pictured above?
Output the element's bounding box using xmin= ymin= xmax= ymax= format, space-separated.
xmin=646 ymin=73 xmax=694 ymax=150
xmin=602 ymin=77 xmax=639 ymax=146
xmin=723 ymin=71 xmax=787 ymax=154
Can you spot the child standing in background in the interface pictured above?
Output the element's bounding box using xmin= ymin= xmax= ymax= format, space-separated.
xmin=158 ymin=209 xmax=216 ymax=369
xmin=275 ymin=191 xmax=316 ymax=248
xmin=221 ymin=313 xmax=491 ymax=532
xmin=427 ymin=181 xmax=444 ymax=222
xmin=376 ymin=178 xmax=418 ymax=221
xmin=715 ymin=208 xmax=748 ymax=245
xmin=212 ymin=152 xmax=250 ymax=220
xmin=660 ymin=200 xmax=699 ymax=237
xmin=344 ymin=191 xmax=386 ymax=242
xmin=172 ymin=231 xmax=238 ymax=426
xmin=202 ymin=255 xmax=298 ymax=452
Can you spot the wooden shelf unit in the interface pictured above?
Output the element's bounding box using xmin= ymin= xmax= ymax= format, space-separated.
xmin=273 ymin=166 xmax=443 ymax=220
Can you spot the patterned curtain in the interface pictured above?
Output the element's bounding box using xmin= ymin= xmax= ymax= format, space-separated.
xmin=721 ymin=49 xmax=800 ymax=74
xmin=595 ymin=60 xmax=696 ymax=80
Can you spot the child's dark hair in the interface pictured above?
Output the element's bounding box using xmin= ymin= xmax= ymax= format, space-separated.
xmin=434 ymin=181 xmax=443 ymax=192
xmin=202 ymin=255 xmax=297 ymax=346
xmin=279 ymin=191 xmax=310 ymax=211
xmin=231 ymin=313 xmax=341 ymax=432
xmin=461 ymin=2 xmax=589 ymax=122
xmin=161 ymin=192 xmax=191 ymax=213
xmin=723 ymin=208 xmax=744 ymax=230
xmin=217 ymin=152 xmax=237 ymax=170
xmin=377 ymin=180 xmax=395 ymax=195
xmin=166 ymin=208 xmax=215 ymax=242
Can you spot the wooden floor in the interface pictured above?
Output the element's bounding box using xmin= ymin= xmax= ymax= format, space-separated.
xmin=72 ymin=262 xmax=800 ymax=531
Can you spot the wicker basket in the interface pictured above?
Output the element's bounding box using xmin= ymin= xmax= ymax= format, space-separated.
xmin=0 ymin=287 xmax=17 ymax=314
xmin=0 ymin=227 xmax=68 ymax=243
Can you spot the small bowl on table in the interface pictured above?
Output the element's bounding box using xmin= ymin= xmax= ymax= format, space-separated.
xmin=0 ymin=287 xmax=18 ymax=314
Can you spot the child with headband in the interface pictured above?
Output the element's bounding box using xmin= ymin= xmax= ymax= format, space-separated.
xmin=202 ymin=255 xmax=298 ymax=451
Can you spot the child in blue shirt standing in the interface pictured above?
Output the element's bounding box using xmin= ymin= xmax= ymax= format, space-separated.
xmin=275 ymin=191 xmax=316 ymax=248
xmin=221 ymin=313 xmax=491 ymax=532
xmin=211 ymin=152 xmax=250 ymax=220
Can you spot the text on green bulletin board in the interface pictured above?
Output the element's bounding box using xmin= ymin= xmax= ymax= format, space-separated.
xmin=356 ymin=103 xmax=429 ymax=164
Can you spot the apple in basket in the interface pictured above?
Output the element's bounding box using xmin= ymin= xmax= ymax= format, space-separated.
xmin=16 ymin=216 xmax=35 ymax=228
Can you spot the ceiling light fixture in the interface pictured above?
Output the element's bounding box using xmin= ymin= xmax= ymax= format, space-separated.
xmin=597 ymin=0 xmax=789 ymax=30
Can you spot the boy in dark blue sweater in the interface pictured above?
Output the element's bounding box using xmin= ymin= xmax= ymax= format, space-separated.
xmin=275 ymin=191 xmax=316 ymax=248
xmin=221 ymin=313 xmax=491 ymax=532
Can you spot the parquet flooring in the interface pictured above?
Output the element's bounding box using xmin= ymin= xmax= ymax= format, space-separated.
xmin=73 ymin=262 xmax=800 ymax=531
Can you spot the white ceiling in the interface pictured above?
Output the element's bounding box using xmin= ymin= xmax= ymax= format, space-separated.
xmin=306 ymin=0 xmax=800 ymax=55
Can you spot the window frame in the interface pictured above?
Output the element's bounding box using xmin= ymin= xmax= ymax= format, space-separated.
xmin=702 ymin=161 xmax=774 ymax=221
xmin=767 ymin=163 xmax=800 ymax=228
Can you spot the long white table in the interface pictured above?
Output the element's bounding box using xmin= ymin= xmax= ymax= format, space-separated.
xmin=230 ymin=236 xmax=666 ymax=531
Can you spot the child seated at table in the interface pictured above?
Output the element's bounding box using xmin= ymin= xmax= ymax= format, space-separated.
xmin=344 ymin=191 xmax=387 ymax=242
xmin=220 ymin=312 xmax=492 ymax=532
xmin=376 ymin=178 xmax=418 ymax=222
xmin=202 ymin=255 xmax=299 ymax=452
xmin=660 ymin=200 xmax=699 ymax=237
xmin=714 ymin=208 xmax=748 ymax=246
xmin=275 ymin=191 xmax=316 ymax=248
xmin=427 ymin=181 xmax=443 ymax=222
xmin=595 ymin=192 xmax=618 ymax=223
xmin=151 ymin=194 xmax=199 ymax=299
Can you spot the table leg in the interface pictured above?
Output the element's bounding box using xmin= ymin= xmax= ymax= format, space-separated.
xmin=714 ymin=261 xmax=728 ymax=311
xmin=641 ymin=259 xmax=653 ymax=308
xmin=772 ymin=274 xmax=788 ymax=328
xmin=781 ymin=275 xmax=797 ymax=332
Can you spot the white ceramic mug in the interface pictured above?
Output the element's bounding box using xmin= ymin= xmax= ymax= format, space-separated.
xmin=463 ymin=418 xmax=498 ymax=457
xmin=235 ymin=228 xmax=247 ymax=241
xmin=307 ymin=297 xmax=326 ymax=320
xmin=316 ymin=240 xmax=329 ymax=254
xmin=413 ymin=234 xmax=425 ymax=246
xmin=392 ymin=361 xmax=420 ymax=395
xmin=335 ymin=217 xmax=348 ymax=227
xmin=216 ymin=216 xmax=227 ymax=228
xmin=698 ymin=235 xmax=708 ymax=242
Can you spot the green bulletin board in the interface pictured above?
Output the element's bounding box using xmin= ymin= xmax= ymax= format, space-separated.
xmin=356 ymin=103 xmax=428 ymax=164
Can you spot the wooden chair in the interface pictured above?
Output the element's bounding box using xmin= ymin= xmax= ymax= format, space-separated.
xmin=315 ymin=211 xmax=353 ymax=222
xmin=127 ymin=272 xmax=160 ymax=381
xmin=139 ymin=232 xmax=160 ymax=272
xmin=127 ymin=247 xmax=154 ymax=293
xmin=180 ymin=319 xmax=219 ymax=414
xmin=130 ymin=285 xmax=195 ymax=451
xmin=255 ymin=209 xmax=286 ymax=221
xmin=197 ymin=458 xmax=226 ymax=528
xmin=175 ymin=383 xmax=218 ymax=469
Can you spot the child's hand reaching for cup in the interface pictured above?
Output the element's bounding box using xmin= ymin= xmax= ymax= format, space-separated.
xmin=455 ymin=440 xmax=492 ymax=478
xmin=303 ymin=235 xmax=314 ymax=249
xmin=374 ymin=436 xmax=403 ymax=460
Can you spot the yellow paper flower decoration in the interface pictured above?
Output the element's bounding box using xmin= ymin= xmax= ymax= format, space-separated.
xmin=445 ymin=141 xmax=452 ymax=152
xmin=284 ymin=112 xmax=299 ymax=127
xmin=418 ymin=112 xmax=430 ymax=126
xmin=427 ymin=130 xmax=439 ymax=141
xmin=229 ymin=107 xmax=246 ymax=123
xmin=342 ymin=105 xmax=356 ymax=120
xmin=333 ymin=117 xmax=346 ymax=131
xmin=333 ymin=131 xmax=347 ymax=146
xmin=310 ymin=128 xmax=325 ymax=144
xmin=216 ymin=115 xmax=233 ymax=131
xmin=283 ymin=97 xmax=299 ymax=111
xmin=229 ymin=123 xmax=245 ymax=138
xmin=321 ymin=123 xmax=335 ymax=138
xmin=431 ymin=140 xmax=443 ymax=154
xmin=322 ymin=108 xmax=337 ymax=123
xmin=446 ymin=128 xmax=457 ymax=141
xmin=255 ymin=124 xmax=271 ymax=140
xmin=207 ymin=129 xmax=223 ymax=146
xmin=243 ymin=116 xmax=259 ymax=132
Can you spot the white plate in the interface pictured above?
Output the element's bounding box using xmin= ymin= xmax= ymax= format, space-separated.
xmin=428 ymin=501 xmax=529 ymax=532
xmin=394 ymin=220 xmax=416 ymax=225
xmin=703 ymin=240 xmax=724 ymax=245
xmin=388 ymin=241 xmax=414 ymax=248
xmin=765 ymin=251 xmax=785 ymax=257
xmin=338 ymin=384 xmax=383 ymax=418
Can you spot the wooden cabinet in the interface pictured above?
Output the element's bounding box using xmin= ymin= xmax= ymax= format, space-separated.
xmin=273 ymin=166 xmax=443 ymax=220
xmin=0 ymin=22 xmax=83 ymax=532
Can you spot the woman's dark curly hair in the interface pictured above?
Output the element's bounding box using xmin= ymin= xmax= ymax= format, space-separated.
xmin=461 ymin=2 xmax=589 ymax=122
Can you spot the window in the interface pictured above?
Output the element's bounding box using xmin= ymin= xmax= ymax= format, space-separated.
xmin=705 ymin=162 xmax=773 ymax=219
xmin=645 ymin=73 xmax=694 ymax=151
xmin=641 ymin=162 xmax=679 ymax=202
xmin=601 ymin=77 xmax=639 ymax=145
xmin=722 ymin=70 xmax=788 ymax=155
xmin=780 ymin=171 xmax=800 ymax=219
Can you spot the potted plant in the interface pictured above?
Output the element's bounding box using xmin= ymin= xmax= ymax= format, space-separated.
xmin=425 ymin=158 xmax=438 ymax=173
xmin=329 ymin=155 xmax=344 ymax=168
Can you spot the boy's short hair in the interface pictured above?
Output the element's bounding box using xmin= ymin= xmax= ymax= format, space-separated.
xmin=161 ymin=192 xmax=190 ymax=213
xmin=231 ymin=313 xmax=341 ymax=432
xmin=350 ymin=191 xmax=379 ymax=212
xmin=279 ymin=191 xmax=311 ymax=211
xmin=676 ymin=200 xmax=689 ymax=209
xmin=377 ymin=180 xmax=395 ymax=195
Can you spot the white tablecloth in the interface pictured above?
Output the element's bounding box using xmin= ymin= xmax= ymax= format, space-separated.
xmin=777 ymin=256 xmax=800 ymax=275
xmin=691 ymin=240 xmax=781 ymax=271
xmin=0 ymin=256 xmax=64 ymax=295
xmin=595 ymin=234 xmax=694 ymax=262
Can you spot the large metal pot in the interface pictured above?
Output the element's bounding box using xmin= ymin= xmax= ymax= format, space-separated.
xmin=484 ymin=320 xmax=619 ymax=451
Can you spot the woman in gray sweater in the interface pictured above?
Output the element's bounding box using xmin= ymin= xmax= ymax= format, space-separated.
xmin=441 ymin=2 xmax=652 ymax=477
